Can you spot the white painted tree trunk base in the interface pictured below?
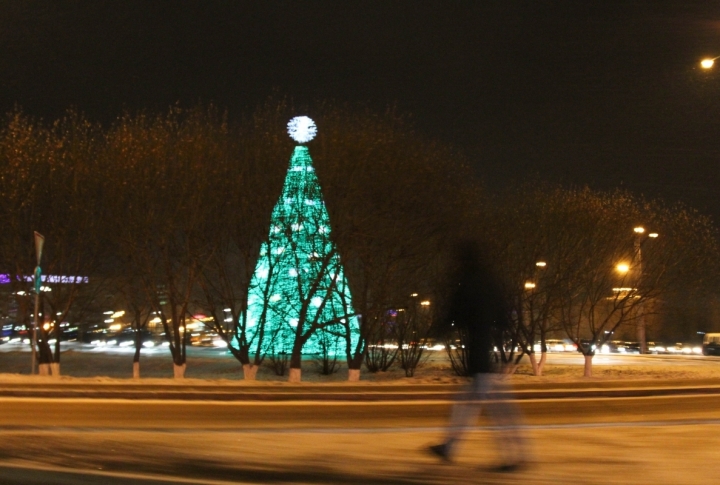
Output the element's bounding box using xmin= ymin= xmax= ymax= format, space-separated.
xmin=173 ymin=363 xmax=186 ymax=379
xmin=584 ymin=355 xmax=593 ymax=377
xmin=348 ymin=369 xmax=360 ymax=382
xmin=38 ymin=363 xmax=50 ymax=376
xmin=243 ymin=364 xmax=258 ymax=381
xmin=133 ymin=362 xmax=140 ymax=379
xmin=288 ymin=368 xmax=301 ymax=382
xmin=50 ymin=363 xmax=60 ymax=376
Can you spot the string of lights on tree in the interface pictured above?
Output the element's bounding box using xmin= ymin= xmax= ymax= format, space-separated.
xmin=244 ymin=116 xmax=360 ymax=357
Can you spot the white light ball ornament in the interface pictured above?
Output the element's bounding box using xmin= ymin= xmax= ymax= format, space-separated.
xmin=287 ymin=116 xmax=317 ymax=144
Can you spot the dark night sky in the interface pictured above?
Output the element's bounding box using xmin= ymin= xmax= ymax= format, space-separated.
xmin=1 ymin=1 xmax=720 ymax=219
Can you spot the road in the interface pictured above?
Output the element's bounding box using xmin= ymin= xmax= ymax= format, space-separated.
xmin=1 ymin=390 xmax=720 ymax=484
xmin=3 ymin=389 xmax=720 ymax=429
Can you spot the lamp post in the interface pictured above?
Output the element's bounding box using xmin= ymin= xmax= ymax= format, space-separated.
xmin=633 ymin=226 xmax=658 ymax=355
xmin=31 ymin=231 xmax=44 ymax=375
xmin=524 ymin=261 xmax=548 ymax=376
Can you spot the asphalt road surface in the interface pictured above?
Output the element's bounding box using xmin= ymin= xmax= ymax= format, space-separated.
xmin=3 ymin=390 xmax=720 ymax=429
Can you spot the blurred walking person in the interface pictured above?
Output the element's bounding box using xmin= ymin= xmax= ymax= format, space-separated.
xmin=429 ymin=241 xmax=528 ymax=471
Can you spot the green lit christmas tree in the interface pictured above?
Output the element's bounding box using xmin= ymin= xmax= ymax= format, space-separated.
xmin=245 ymin=117 xmax=360 ymax=374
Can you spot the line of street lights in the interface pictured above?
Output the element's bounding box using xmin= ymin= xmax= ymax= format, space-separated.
xmin=524 ymin=261 xmax=546 ymax=290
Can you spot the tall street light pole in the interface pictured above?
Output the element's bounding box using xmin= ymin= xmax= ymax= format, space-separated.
xmin=633 ymin=227 xmax=658 ymax=355
xmin=31 ymin=231 xmax=44 ymax=375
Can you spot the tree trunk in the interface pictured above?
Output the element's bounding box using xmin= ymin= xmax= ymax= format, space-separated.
xmin=583 ymin=354 xmax=593 ymax=377
xmin=50 ymin=362 xmax=60 ymax=377
xmin=173 ymin=363 xmax=186 ymax=379
xmin=38 ymin=363 xmax=51 ymax=375
xmin=243 ymin=364 xmax=258 ymax=381
xmin=133 ymin=361 xmax=140 ymax=379
xmin=538 ymin=352 xmax=547 ymax=376
xmin=348 ymin=368 xmax=360 ymax=382
xmin=288 ymin=367 xmax=301 ymax=382
xmin=133 ymin=333 xmax=142 ymax=362
xmin=528 ymin=352 xmax=539 ymax=376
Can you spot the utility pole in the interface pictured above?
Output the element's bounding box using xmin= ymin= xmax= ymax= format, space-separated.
xmin=633 ymin=227 xmax=658 ymax=355
xmin=634 ymin=232 xmax=646 ymax=354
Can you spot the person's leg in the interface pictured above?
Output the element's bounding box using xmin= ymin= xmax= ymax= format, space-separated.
xmin=484 ymin=375 xmax=528 ymax=468
xmin=430 ymin=373 xmax=483 ymax=460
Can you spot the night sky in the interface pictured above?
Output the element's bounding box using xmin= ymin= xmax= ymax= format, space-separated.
xmin=1 ymin=1 xmax=720 ymax=219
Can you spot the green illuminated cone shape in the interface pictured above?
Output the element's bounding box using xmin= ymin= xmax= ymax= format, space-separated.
xmin=245 ymin=121 xmax=360 ymax=371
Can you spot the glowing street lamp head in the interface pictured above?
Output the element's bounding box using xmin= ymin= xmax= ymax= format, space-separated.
xmin=701 ymin=58 xmax=715 ymax=69
xmin=287 ymin=116 xmax=317 ymax=144
xmin=616 ymin=263 xmax=630 ymax=274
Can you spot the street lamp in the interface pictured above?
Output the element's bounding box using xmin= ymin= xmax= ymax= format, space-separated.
xmin=633 ymin=226 xmax=658 ymax=354
xmin=525 ymin=261 xmax=547 ymax=290
xmin=701 ymin=57 xmax=719 ymax=69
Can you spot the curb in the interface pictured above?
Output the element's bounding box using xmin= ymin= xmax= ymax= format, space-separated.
xmin=2 ymin=385 xmax=720 ymax=401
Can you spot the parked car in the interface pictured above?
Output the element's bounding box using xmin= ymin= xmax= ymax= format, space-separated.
xmin=621 ymin=342 xmax=642 ymax=354
xmin=543 ymin=339 xmax=577 ymax=352
xmin=702 ymin=333 xmax=720 ymax=356
xmin=578 ymin=339 xmax=597 ymax=353
xmin=0 ymin=323 xmax=12 ymax=344
xmin=599 ymin=341 xmax=620 ymax=354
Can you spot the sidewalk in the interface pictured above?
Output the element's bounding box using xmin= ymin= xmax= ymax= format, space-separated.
xmin=0 ymin=421 xmax=717 ymax=484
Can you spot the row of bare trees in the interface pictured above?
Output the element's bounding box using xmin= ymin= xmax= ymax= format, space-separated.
xmin=439 ymin=184 xmax=720 ymax=377
xmin=0 ymin=100 xmax=475 ymax=379
xmin=0 ymin=100 xmax=716 ymax=380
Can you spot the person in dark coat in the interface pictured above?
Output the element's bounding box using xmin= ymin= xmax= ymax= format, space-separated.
xmin=429 ymin=241 xmax=528 ymax=471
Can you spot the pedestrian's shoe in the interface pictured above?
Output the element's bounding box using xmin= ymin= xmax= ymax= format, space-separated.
xmin=493 ymin=462 xmax=527 ymax=473
xmin=428 ymin=443 xmax=451 ymax=463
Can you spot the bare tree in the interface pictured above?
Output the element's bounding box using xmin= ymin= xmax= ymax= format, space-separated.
xmin=363 ymin=310 xmax=399 ymax=373
xmin=493 ymin=187 xmax=720 ymax=378
xmin=310 ymin=105 xmax=476 ymax=379
xmin=0 ymin=111 xmax=108 ymax=375
xmin=104 ymin=107 xmax=217 ymax=378
xmin=194 ymin=101 xmax=289 ymax=379
xmin=395 ymin=297 xmax=433 ymax=377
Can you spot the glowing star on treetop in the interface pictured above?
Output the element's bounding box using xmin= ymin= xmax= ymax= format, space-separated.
xmin=287 ymin=116 xmax=317 ymax=143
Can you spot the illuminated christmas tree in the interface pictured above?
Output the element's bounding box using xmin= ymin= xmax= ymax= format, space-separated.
xmin=245 ymin=117 xmax=360 ymax=364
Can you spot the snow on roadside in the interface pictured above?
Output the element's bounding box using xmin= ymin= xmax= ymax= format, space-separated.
xmin=1 ymin=347 xmax=720 ymax=386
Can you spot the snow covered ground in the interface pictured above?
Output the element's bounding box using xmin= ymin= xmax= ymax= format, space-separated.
xmin=2 ymin=341 xmax=720 ymax=385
